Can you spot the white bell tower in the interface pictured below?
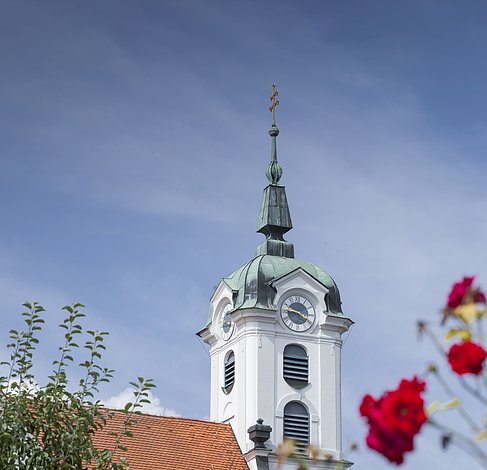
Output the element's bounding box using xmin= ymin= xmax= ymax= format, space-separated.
xmin=197 ymin=87 xmax=353 ymax=470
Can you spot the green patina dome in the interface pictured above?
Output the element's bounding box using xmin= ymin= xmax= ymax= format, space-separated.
xmin=225 ymin=254 xmax=342 ymax=313
xmin=205 ymin=254 xmax=343 ymax=327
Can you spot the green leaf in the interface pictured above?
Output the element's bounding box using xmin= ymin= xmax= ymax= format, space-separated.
xmin=426 ymin=398 xmax=460 ymax=415
xmin=442 ymin=398 xmax=461 ymax=410
xmin=426 ymin=400 xmax=440 ymax=415
xmin=444 ymin=328 xmax=471 ymax=341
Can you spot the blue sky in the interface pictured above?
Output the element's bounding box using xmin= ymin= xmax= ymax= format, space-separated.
xmin=1 ymin=1 xmax=487 ymax=468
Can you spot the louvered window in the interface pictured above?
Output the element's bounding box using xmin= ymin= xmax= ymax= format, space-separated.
xmin=283 ymin=344 xmax=308 ymax=389
xmin=283 ymin=401 xmax=309 ymax=450
xmin=223 ymin=351 xmax=235 ymax=393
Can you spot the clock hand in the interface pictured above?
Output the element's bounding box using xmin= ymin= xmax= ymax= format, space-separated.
xmin=286 ymin=308 xmax=308 ymax=320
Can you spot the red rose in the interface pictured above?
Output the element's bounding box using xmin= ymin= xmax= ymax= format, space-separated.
xmin=447 ymin=340 xmax=487 ymax=375
xmin=365 ymin=423 xmax=414 ymax=465
xmin=475 ymin=290 xmax=487 ymax=304
xmin=359 ymin=377 xmax=426 ymax=465
xmin=380 ymin=378 xmax=427 ymax=437
xmin=447 ymin=276 xmax=486 ymax=309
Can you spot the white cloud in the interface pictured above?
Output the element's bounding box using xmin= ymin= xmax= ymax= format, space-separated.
xmin=102 ymin=387 xmax=179 ymax=417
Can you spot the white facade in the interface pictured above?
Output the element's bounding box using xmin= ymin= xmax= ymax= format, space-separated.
xmin=199 ymin=267 xmax=353 ymax=468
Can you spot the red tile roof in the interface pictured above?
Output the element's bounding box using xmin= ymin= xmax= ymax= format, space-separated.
xmin=92 ymin=411 xmax=249 ymax=470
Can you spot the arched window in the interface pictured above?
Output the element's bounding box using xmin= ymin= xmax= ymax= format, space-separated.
xmin=223 ymin=351 xmax=235 ymax=394
xmin=283 ymin=401 xmax=309 ymax=450
xmin=283 ymin=344 xmax=308 ymax=389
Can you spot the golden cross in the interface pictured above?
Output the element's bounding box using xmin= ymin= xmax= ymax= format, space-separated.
xmin=269 ymin=84 xmax=279 ymax=126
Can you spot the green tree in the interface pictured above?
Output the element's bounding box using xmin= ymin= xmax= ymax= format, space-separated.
xmin=0 ymin=302 xmax=155 ymax=469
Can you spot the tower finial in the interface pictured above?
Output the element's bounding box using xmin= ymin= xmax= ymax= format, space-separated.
xmin=266 ymin=84 xmax=282 ymax=185
xmin=256 ymin=85 xmax=294 ymax=258
xmin=269 ymin=84 xmax=279 ymax=126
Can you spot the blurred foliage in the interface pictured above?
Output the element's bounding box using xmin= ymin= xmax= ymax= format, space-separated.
xmin=0 ymin=302 xmax=155 ymax=469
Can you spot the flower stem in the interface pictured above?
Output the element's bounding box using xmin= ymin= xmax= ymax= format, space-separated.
xmin=477 ymin=315 xmax=485 ymax=343
xmin=432 ymin=369 xmax=481 ymax=432
xmin=424 ymin=325 xmax=446 ymax=358
xmin=427 ymin=418 xmax=487 ymax=469
xmin=457 ymin=376 xmax=487 ymax=407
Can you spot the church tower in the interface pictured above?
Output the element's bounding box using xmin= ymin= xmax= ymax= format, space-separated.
xmin=197 ymin=87 xmax=353 ymax=470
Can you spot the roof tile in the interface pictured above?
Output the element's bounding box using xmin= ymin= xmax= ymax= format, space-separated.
xmin=92 ymin=411 xmax=249 ymax=470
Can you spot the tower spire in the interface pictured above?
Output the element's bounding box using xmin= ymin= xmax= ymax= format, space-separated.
xmin=266 ymin=85 xmax=282 ymax=185
xmin=256 ymin=85 xmax=294 ymax=258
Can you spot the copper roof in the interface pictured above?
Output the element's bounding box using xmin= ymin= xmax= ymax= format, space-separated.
xmin=92 ymin=412 xmax=249 ymax=470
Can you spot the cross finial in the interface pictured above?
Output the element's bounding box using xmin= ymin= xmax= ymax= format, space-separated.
xmin=269 ymin=84 xmax=279 ymax=126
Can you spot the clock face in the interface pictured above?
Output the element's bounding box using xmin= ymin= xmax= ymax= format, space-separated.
xmin=220 ymin=304 xmax=234 ymax=341
xmin=280 ymin=294 xmax=316 ymax=332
